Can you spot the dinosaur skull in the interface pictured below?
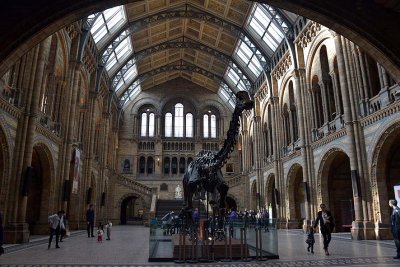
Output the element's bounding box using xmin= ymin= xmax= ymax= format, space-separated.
xmin=236 ymin=91 xmax=254 ymax=110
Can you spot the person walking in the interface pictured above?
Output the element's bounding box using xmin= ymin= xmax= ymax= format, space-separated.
xmin=86 ymin=204 xmax=95 ymax=238
xmin=48 ymin=210 xmax=65 ymax=249
xmin=305 ymin=225 xmax=315 ymax=253
xmin=389 ymin=199 xmax=400 ymax=259
xmin=59 ymin=213 xmax=66 ymax=242
xmin=313 ymin=204 xmax=334 ymax=255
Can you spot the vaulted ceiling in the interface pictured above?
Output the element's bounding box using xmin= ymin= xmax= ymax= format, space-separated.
xmin=1 ymin=0 xmax=400 ymax=109
xmin=87 ymin=0 xmax=296 ymax=107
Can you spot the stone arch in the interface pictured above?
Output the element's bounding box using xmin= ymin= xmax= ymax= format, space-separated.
xmin=305 ymin=29 xmax=335 ymax=82
xmin=317 ymin=147 xmax=353 ymax=232
xmin=129 ymin=97 xmax=161 ymax=115
xmin=370 ymin=121 xmax=400 ymax=225
xmin=286 ymin=163 xmax=304 ymax=228
xmin=0 ymin=121 xmax=11 ymax=219
xmin=117 ymin=192 xmax=149 ymax=225
xmin=225 ymin=194 xmax=239 ymax=211
xmin=264 ymin=173 xmax=277 ymax=218
xmin=250 ymin=180 xmax=257 ymax=211
xmin=27 ymin=142 xmax=56 ymax=234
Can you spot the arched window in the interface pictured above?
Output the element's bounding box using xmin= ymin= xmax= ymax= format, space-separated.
xmin=141 ymin=113 xmax=147 ymax=137
xmin=186 ymin=113 xmax=193 ymax=137
xmin=164 ymin=157 xmax=170 ymax=174
xmin=147 ymin=157 xmax=154 ymax=174
xmin=179 ymin=157 xmax=185 ymax=174
xmin=171 ymin=157 xmax=177 ymax=174
xmin=148 ymin=113 xmax=155 ymax=137
xmin=203 ymin=114 xmax=209 ymax=138
xmin=165 ymin=113 xmax=172 ymax=137
xmin=174 ymin=103 xmax=184 ymax=137
xmin=139 ymin=157 xmax=145 ymax=174
xmin=211 ymin=115 xmax=216 ymax=138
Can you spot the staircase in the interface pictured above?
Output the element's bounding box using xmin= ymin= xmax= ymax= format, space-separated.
xmin=155 ymin=199 xmax=207 ymax=219
xmin=155 ymin=199 xmax=184 ymax=218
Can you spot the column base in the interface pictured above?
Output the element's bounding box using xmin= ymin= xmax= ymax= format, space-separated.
xmin=374 ymin=222 xmax=393 ymax=240
xmin=4 ymin=222 xmax=30 ymax=244
xmin=286 ymin=219 xmax=302 ymax=229
xmin=351 ymin=221 xmax=365 ymax=240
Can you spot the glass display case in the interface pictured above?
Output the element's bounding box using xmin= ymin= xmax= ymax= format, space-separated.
xmin=148 ymin=216 xmax=279 ymax=262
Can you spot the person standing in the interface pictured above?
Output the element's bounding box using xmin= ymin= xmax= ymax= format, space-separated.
xmin=48 ymin=210 xmax=65 ymax=249
xmin=86 ymin=204 xmax=95 ymax=238
xmin=313 ymin=204 xmax=333 ymax=255
xmin=105 ymin=220 xmax=112 ymax=240
xmin=305 ymin=225 xmax=315 ymax=253
xmin=389 ymin=199 xmax=400 ymax=259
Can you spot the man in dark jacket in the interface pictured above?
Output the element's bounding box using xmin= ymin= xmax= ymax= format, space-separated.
xmin=313 ymin=203 xmax=334 ymax=256
xmin=389 ymin=199 xmax=400 ymax=259
xmin=86 ymin=204 xmax=95 ymax=238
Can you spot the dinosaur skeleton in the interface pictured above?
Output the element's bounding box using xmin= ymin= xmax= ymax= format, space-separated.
xmin=182 ymin=91 xmax=254 ymax=221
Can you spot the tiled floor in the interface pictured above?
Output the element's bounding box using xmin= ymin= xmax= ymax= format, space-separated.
xmin=0 ymin=225 xmax=399 ymax=266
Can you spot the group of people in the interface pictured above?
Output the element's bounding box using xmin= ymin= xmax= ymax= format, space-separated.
xmin=306 ymin=200 xmax=400 ymax=260
xmin=47 ymin=204 xmax=113 ymax=249
xmin=86 ymin=204 xmax=112 ymax=242
xmin=305 ymin=203 xmax=334 ymax=255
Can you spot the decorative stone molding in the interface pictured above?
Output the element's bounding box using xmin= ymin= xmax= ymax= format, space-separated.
xmin=271 ymin=53 xmax=292 ymax=80
xmin=0 ymin=96 xmax=22 ymax=119
xmin=295 ymin=22 xmax=322 ymax=48
xmin=361 ymin=100 xmax=400 ymax=127
xmin=311 ymin=128 xmax=347 ymax=149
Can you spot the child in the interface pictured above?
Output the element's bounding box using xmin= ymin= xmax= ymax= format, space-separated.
xmin=105 ymin=220 xmax=112 ymax=240
xmin=97 ymin=223 xmax=104 ymax=242
xmin=306 ymin=225 xmax=315 ymax=253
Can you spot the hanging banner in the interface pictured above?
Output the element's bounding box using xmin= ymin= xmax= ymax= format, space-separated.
xmin=71 ymin=149 xmax=81 ymax=194
xmin=394 ymin=185 xmax=400 ymax=203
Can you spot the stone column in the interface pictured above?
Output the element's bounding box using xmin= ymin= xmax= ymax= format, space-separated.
xmin=293 ymin=69 xmax=311 ymax=230
xmin=334 ymin=34 xmax=366 ymax=239
xmin=12 ymin=38 xmax=51 ymax=243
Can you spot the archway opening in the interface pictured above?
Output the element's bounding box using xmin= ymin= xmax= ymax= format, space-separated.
xmin=327 ymin=152 xmax=353 ymax=232
xmin=225 ymin=196 xmax=237 ymax=212
xmin=26 ymin=147 xmax=51 ymax=234
xmin=375 ymin=130 xmax=400 ymax=225
xmin=288 ymin=166 xmax=304 ymax=228
xmin=265 ymin=175 xmax=277 ymax=218
xmin=120 ymin=196 xmax=141 ymax=225
xmin=251 ymin=181 xmax=257 ymax=211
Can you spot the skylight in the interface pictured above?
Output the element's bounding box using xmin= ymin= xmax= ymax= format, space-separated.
xmin=236 ymin=40 xmax=264 ymax=77
xmin=226 ymin=65 xmax=248 ymax=92
xmin=113 ymin=59 xmax=138 ymax=92
xmin=90 ymin=6 xmax=126 ymax=45
xmin=105 ymin=32 xmax=133 ymax=71
xmin=248 ymin=4 xmax=286 ymax=53
xmin=218 ymin=83 xmax=236 ymax=108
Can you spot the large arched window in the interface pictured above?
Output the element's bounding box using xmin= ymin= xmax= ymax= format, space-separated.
xmin=203 ymin=112 xmax=217 ymax=138
xmin=211 ymin=115 xmax=216 ymax=138
xmin=186 ymin=113 xmax=193 ymax=138
xmin=148 ymin=113 xmax=155 ymax=137
xmin=141 ymin=113 xmax=147 ymax=137
xmin=203 ymin=114 xmax=209 ymax=138
xmin=174 ymin=103 xmax=184 ymax=137
xmin=165 ymin=113 xmax=172 ymax=137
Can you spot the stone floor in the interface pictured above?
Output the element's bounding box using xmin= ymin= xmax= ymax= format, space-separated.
xmin=0 ymin=225 xmax=399 ymax=266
